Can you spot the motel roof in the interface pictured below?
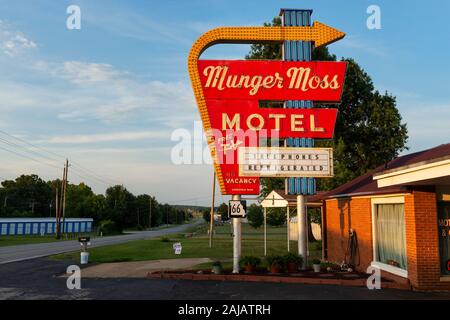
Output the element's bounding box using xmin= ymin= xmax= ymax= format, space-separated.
xmin=320 ymin=143 xmax=450 ymax=199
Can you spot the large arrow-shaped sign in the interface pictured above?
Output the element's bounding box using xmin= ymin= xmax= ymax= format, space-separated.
xmin=188 ymin=22 xmax=345 ymax=195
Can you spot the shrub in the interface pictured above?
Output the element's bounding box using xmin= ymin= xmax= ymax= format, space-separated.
xmin=161 ymin=237 xmax=170 ymax=242
xmin=312 ymin=258 xmax=321 ymax=265
xmin=239 ymin=256 xmax=261 ymax=267
xmin=265 ymin=254 xmax=285 ymax=267
xmin=212 ymin=261 xmax=222 ymax=268
xmin=283 ymin=252 xmax=303 ymax=265
xmin=98 ymin=220 xmax=120 ymax=235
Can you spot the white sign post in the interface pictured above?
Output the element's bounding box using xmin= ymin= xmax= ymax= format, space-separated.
xmin=261 ymin=191 xmax=289 ymax=256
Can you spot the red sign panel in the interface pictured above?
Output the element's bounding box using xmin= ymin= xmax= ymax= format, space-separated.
xmin=199 ymin=60 xmax=347 ymax=102
xmin=207 ymin=100 xmax=337 ymax=139
xmin=206 ymin=100 xmax=338 ymax=195
xmin=198 ymin=60 xmax=345 ymax=195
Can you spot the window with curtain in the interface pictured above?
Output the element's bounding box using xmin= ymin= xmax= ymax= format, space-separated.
xmin=375 ymin=204 xmax=407 ymax=270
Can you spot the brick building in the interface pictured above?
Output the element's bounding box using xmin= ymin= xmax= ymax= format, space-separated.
xmin=320 ymin=143 xmax=450 ymax=291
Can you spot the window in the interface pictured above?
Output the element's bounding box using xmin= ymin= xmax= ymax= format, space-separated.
xmin=1 ymin=224 xmax=7 ymax=235
xmin=32 ymin=223 xmax=38 ymax=234
xmin=375 ymin=203 xmax=407 ymax=270
xmin=9 ymin=223 xmax=15 ymax=235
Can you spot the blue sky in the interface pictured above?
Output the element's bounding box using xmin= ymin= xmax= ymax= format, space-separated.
xmin=0 ymin=0 xmax=449 ymax=205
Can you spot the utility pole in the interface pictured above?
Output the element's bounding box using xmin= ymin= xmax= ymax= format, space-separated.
xmin=49 ymin=199 xmax=53 ymax=218
xmin=137 ymin=207 xmax=140 ymax=226
xmin=166 ymin=206 xmax=169 ymax=227
xmin=56 ymin=166 xmax=66 ymax=239
xmin=30 ymin=200 xmax=35 ymax=215
xmin=55 ymin=187 xmax=60 ymax=239
xmin=149 ymin=197 xmax=152 ymax=229
xmin=61 ymin=159 xmax=68 ymax=236
xmin=209 ymin=171 xmax=216 ymax=248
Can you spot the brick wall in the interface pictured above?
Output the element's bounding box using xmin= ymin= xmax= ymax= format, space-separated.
xmin=406 ymin=189 xmax=450 ymax=291
xmin=324 ymin=197 xmax=373 ymax=272
xmin=325 ymin=190 xmax=450 ymax=291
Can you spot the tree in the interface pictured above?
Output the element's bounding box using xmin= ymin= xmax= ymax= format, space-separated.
xmin=246 ymin=204 xmax=264 ymax=229
xmin=202 ymin=208 xmax=211 ymax=223
xmin=1 ymin=175 xmax=52 ymax=217
xmin=217 ymin=203 xmax=229 ymax=221
xmin=104 ymin=185 xmax=136 ymax=230
xmin=267 ymin=208 xmax=286 ymax=227
xmin=65 ymin=183 xmax=95 ymax=218
xmin=247 ymin=18 xmax=408 ymax=192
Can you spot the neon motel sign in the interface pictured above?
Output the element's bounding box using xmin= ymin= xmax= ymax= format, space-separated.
xmin=188 ymin=23 xmax=346 ymax=195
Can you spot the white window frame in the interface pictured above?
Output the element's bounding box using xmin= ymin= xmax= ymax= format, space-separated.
xmin=371 ymin=196 xmax=408 ymax=278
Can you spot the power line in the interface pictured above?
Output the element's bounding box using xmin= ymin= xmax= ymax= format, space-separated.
xmin=0 ymin=137 xmax=61 ymax=166
xmin=0 ymin=144 xmax=62 ymax=171
xmin=0 ymin=130 xmax=122 ymax=188
xmin=0 ymin=130 xmax=65 ymax=161
xmin=70 ymin=162 xmax=120 ymax=186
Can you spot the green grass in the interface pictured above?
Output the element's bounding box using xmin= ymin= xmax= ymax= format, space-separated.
xmin=51 ymin=222 xmax=322 ymax=264
xmin=0 ymin=235 xmax=62 ymax=247
xmin=0 ymin=232 xmax=100 ymax=247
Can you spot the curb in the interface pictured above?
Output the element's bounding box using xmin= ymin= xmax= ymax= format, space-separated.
xmin=146 ymin=272 xmax=411 ymax=290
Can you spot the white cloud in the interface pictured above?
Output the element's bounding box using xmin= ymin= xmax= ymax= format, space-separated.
xmin=17 ymin=60 xmax=197 ymax=125
xmin=401 ymin=102 xmax=450 ymax=152
xmin=0 ymin=20 xmax=36 ymax=57
xmin=335 ymin=35 xmax=388 ymax=58
xmin=47 ymin=131 xmax=169 ymax=144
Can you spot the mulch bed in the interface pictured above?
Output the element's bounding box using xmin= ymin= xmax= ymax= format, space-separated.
xmin=147 ymin=268 xmax=411 ymax=290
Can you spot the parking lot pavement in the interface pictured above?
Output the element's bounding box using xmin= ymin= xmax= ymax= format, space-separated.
xmin=1 ymin=258 xmax=450 ymax=300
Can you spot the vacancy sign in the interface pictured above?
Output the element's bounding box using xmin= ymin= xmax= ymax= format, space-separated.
xmin=188 ymin=22 xmax=346 ymax=195
xmin=239 ymin=147 xmax=333 ymax=178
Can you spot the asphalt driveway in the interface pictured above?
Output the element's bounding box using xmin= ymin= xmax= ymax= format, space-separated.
xmin=1 ymin=258 xmax=450 ymax=300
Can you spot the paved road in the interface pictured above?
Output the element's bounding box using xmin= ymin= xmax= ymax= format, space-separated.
xmin=0 ymin=220 xmax=202 ymax=265
xmin=1 ymin=258 xmax=450 ymax=300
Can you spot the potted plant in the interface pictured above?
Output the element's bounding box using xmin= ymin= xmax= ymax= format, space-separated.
xmin=312 ymin=259 xmax=321 ymax=273
xmin=239 ymin=256 xmax=261 ymax=273
xmin=283 ymin=253 xmax=303 ymax=273
xmin=211 ymin=261 xmax=222 ymax=275
xmin=265 ymin=255 xmax=284 ymax=274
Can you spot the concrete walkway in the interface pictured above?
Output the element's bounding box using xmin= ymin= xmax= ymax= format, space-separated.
xmin=74 ymin=258 xmax=211 ymax=278
xmin=0 ymin=220 xmax=203 ymax=265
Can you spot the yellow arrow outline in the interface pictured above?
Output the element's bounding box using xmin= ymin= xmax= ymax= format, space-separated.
xmin=187 ymin=22 xmax=345 ymax=195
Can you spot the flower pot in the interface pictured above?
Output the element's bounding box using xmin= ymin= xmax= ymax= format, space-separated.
xmin=313 ymin=264 xmax=321 ymax=273
xmin=212 ymin=266 xmax=222 ymax=275
xmin=244 ymin=264 xmax=256 ymax=274
xmin=269 ymin=264 xmax=281 ymax=274
xmin=286 ymin=262 xmax=298 ymax=273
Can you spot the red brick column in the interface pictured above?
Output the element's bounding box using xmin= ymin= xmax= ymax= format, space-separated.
xmin=406 ymin=189 xmax=450 ymax=290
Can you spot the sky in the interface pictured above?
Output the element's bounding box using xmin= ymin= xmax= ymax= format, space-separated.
xmin=0 ymin=0 xmax=449 ymax=205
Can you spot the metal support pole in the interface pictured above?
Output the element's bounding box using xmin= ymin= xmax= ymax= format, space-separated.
xmin=287 ymin=206 xmax=290 ymax=252
xmin=297 ymin=195 xmax=307 ymax=269
xmin=209 ymin=172 xmax=216 ymax=248
xmin=232 ymin=195 xmax=241 ymax=274
xmin=264 ymin=207 xmax=267 ymax=256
